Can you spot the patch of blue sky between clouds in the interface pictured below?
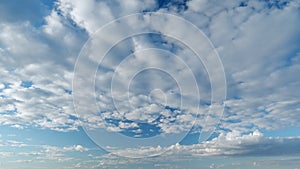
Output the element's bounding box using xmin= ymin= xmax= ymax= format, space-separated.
xmin=20 ymin=81 xmax=33 ymax=88
xmin=0 ymin=0 xmax=53 ymax=27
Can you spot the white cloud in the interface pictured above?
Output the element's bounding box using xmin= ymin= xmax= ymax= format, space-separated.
xmin=0 ymin=3 xmax=86 ymax=131
xmin=0 ymin=139 xmax=28 ymax=147
xmin=56 ymin=0 xmax=157 ymax=34
xmin=62 ymin=145 xmax=89 ymax=152
xmin=110 ymin=130 xmax=300 ymax=157
xmin=0 ymin=0 xmax=299 ymax=149
xmin=0 ymin=152 xmax=14 ymax=157
xmin=0 ymin=142 xmax=90 ymax=166
xmin=183 ymin=0 xmax=300 ymax=133
xmin=67 ymin=0 xmax=299 ymax=140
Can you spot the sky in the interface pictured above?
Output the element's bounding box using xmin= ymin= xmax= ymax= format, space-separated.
xmin=0 ymin=0 xmax=300 ymax=168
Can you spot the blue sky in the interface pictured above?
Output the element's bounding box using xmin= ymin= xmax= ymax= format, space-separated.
xmin=0 ymin=0 xmax=300 ymax=168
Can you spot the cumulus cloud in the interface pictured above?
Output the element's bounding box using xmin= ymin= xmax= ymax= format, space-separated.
xmin=45 ymin=144 xmax=89 ymax=153
xmin=0 ymin=0 xmax=299 ymax=150
xmin=0 ymin=1 xmax=86 ymax=131
xmin=182 ymin=0 xmax=300 ymax=133
xmin=111 ymin=130 xmax=300 ymax=157
xmin=56 ymin=0 xmax=157 ymax=34
xmin=71 ymin=0 xmax=300 ymax=145
xmin=1 ymin=132 xmax=300 ymax=168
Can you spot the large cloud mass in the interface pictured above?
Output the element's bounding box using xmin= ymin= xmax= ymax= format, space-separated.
xmin=0 ymin=0 xmax=300 ymax=156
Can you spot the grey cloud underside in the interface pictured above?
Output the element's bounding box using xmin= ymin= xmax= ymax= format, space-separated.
xmin=0 ymin=0 xmax=299 ymax=155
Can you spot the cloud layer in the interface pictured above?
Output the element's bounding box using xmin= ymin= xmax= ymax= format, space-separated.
xmin=0 ymin=0 xmax=300 ymax=159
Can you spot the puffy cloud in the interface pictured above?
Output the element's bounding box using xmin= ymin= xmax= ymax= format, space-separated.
xmin=56 ymin=0 xmax=157 ymax=34
xmin=110 ymin=130 xmax=300 ymax=157
xmin=0 ymin=131 xmax=299 ymax=168
xmin=0 ymin=1 xmax=87 ymax=131
xmin=69 ymin=0 xmax=300 ymax=138
xmin=182 ymin=0 xmax=300 ymax=133
xmin=45 ymin=144 xmax=90 ymax=152
xmin=0 ymin=0 xmax=299 ymax=149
